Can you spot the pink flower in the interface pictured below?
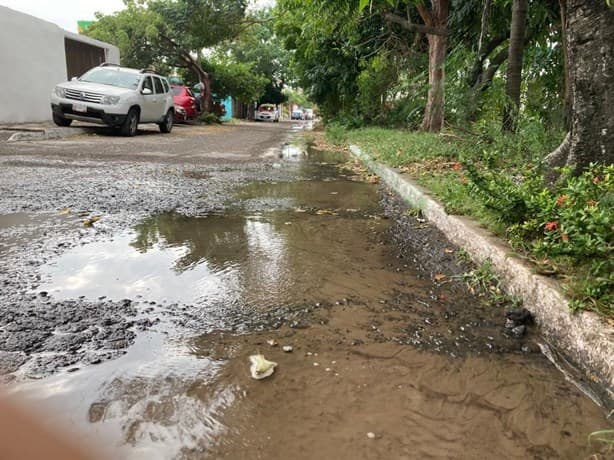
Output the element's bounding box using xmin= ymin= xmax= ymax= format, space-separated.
xmin=556 ymin=195 xmax=568 ymax=207
xmin=593 ymin=177 xmax=600 ymax=184
xmin=453 ymin=162 xmax=462 ymax=171
xmin=561 ymin=233 xmax=569 ymax=242
xmin=544 ymin=221 xmax=558 ymax=232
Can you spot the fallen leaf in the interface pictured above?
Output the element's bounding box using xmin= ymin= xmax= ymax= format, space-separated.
xmin=83 ymin=216 xmax=101 ymax=227
xmin=434 ymin=274 xmax=447 ymax=282
xmin=59 ymin=208 xmax=71 ymax=215
xmin=444 ymin=248 xmax=454 ymax=254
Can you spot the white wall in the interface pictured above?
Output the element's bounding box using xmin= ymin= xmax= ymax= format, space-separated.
xmin=0 ymin=6 xmax=119 ymax=124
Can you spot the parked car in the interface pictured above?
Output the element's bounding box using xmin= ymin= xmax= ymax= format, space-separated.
xmin=291 ymin=109 xmax=303 ymax=120
xmin=255 ymin=103 xmax=280 ymax=122
xmin=50 ymin=63 xmax=175 ymax=136
xmin=171 ymin=84 xmax=198 ymax=122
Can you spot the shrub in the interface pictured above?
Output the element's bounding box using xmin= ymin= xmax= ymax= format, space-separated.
xmin=198 ymin=112 xmax=222 ymax=124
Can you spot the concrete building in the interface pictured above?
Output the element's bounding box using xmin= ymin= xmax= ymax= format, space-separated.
xmin=0 ymin=6 xmax=120 ymax=124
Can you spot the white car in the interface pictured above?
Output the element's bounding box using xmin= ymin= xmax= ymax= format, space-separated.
xmin=255 ymin=103 xmax=280 ymax=122
xmin=50 ymin=63 xmax=175 ymax=136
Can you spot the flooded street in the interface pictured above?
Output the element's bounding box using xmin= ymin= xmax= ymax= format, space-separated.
xmin=0 ymin=123 xmax=611 ymax=459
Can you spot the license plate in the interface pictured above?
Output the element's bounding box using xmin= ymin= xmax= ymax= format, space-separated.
xmin=73 ymin=103 xmax=87 ymax=113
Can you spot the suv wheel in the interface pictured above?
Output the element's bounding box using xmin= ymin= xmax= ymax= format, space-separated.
xmin=159 ymin=109 xmax=173 ymax=133
xmin=53 ymin=113 xmax=72 ymax=127
xmin=120 ymin=108 xmax=139 ymax=137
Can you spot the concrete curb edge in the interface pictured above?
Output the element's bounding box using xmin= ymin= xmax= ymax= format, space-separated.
xmin=350 ymin=144 xmax=613 ymax=412
xmin=7 ymin=127 xmax=90 ymax=142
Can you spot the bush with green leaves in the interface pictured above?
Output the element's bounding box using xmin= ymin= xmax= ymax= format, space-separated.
xmin=465 ymin=161 xmax=613 ymax=314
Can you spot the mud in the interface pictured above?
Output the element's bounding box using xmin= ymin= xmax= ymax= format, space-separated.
xmin=0 ymin=124 xmax=611 ymax=458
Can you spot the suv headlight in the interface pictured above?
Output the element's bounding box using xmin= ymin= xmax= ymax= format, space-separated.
xmin=102 ymin=95 xmax=121 ymax=105
xmin=54 ymin=86 xmax=66 ymax=98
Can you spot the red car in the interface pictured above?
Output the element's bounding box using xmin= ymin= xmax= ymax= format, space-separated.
xmin=171 ymin=85 xmax=199 ymax=122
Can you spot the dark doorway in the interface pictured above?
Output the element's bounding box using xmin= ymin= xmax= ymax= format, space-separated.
xmin=64 ymin=38 xmax=105 ymax=79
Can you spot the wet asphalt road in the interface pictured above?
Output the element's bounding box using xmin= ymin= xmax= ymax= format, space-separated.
xmin=1 ymin=121 xmax=611 ymax=460
xmin=0 ymin=120 xmax=304 ymax=378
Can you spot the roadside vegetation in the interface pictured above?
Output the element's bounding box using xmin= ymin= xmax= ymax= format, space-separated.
xmin=327 ymin=124 xmax=612 ymax=316
xmin=273 ymin=0 xmax=613 ymax=316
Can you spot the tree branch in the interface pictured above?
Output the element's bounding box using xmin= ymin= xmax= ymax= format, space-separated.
xmin=383 ymin=11 xmax=449 ymax=36
xmin=415 ymin=4 xmax=433 ymax=26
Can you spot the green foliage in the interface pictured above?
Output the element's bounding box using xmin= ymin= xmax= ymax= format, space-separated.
xmin=464 ymin=159 xmax=613 ymax=314
xmin=198 ymin=112 xmax=222 ymax=124
xmin=460 ymin=260 xmax=523 ymax=308
xmin=87 ymin=2 xmax=164 ymax=70
xmin=207 ymin=59 xmax=268 ymax=103
xmin=215 ymin=8 xmax=291 ymax=104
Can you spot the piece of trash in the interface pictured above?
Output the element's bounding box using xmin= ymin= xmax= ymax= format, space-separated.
xmin=367 ymin=432 xmax=376 ymax=439
xmin=313 ymin=362 xmax=319 ymax=366
xmin=266 ymin=339 xmax=278 ymax=347
xmin=325 ymin=368 xmax=331 ymax=372
xmin=417 ymin=217 xmax=426 ymax=223
xmin=282 ymin=345 xmax=293 ymax=352
xmin=444 ymin=248 xmax=454 ymax=254
xmin=59 ymin=208 xmax=71 ymax=215
xmin=83 ymin=216 xmax=101 ymax=227
xmin=434 ymin=273 xmax=447 ymax=282
xmin=249 ymin=354 xmax=277 ymax=380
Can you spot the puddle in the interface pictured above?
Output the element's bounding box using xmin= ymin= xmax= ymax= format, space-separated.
xmin=6 ymin=144 xmax=613 ymax=459
xmin=38 ymin=183 xmax=391 ymax=313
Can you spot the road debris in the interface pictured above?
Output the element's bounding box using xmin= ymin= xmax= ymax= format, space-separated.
xmin=249 ymin=354 xmax=277 ymax=380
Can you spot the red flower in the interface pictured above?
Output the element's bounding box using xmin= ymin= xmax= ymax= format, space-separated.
xmin=544 ymin=221 xmax=558 ymax=231
xmin=453 ymin=162 xmax=462 ymax=171
xmin=556 ymin=195 xmax=568 ymax=207
xmin=561 ymin=233 xmax=569 ymax=242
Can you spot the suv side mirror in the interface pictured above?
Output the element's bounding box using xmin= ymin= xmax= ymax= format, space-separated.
xmin=141 ymin=88 xmax=153 ymax=95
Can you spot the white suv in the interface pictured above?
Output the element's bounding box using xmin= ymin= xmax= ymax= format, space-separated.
xmin=51 ymin=64 xmax=175 ymax=136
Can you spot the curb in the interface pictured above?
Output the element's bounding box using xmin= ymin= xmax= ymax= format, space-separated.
xmin=6 ymin=127 xmax=91 ymax=142
xmin=350 ymin=144 xmax=614 ymax=412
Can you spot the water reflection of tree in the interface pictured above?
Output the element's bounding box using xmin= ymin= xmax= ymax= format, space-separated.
xmin=130 ymin=213 xmax=248 ymax=273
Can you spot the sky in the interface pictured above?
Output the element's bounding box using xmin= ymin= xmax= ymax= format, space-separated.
xmin=0 ymin=0 xmax=275 ymax=33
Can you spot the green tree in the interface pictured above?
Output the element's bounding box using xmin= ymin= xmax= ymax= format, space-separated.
xmin=87 ymin=0 xmax=249 ymax=112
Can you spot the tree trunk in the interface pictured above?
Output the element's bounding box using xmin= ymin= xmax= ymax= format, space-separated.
xmin=422 ymin=34 xmax=447 ymax=131
xmin=417 ymin=0 xmax=449 ymax=132
xmin=559 ymin=0 xmax=571 ymax=129
xmin=502 ymin=0 xmax=528 ymax=132
xmin=564 ymin=0 xmax=614 ymax=169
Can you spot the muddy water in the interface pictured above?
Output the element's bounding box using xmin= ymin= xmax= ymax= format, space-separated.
xmin=7 ymin=147 xmax=611 ymax=459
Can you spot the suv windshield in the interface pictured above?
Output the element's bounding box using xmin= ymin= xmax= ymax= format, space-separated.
xmin=79 ymin=68 xmax=141 ymax=90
